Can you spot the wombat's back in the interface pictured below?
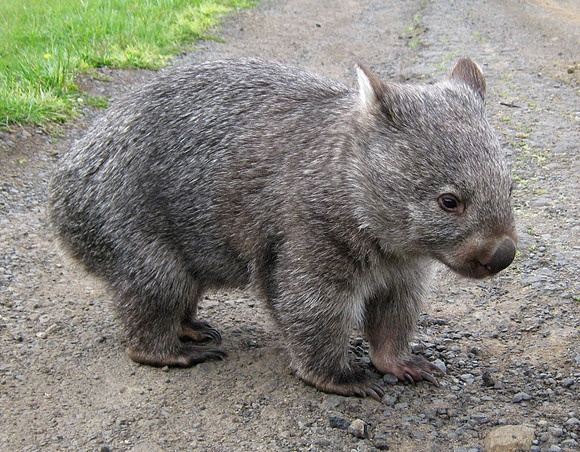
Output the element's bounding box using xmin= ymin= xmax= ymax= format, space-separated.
xmin=49 ymin=59 xmax=356 ymax=285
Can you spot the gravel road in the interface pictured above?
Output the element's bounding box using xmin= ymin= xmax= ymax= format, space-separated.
xmin=1 ymin=0 xmax=578 ymax=451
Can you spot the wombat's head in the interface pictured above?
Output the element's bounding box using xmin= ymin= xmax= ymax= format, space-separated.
xmin=354 ymin=57 xmax=517 ymax=279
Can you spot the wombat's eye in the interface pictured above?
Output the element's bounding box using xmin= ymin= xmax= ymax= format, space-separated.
xmin=438 ymin=194 xmax=465 ymax=215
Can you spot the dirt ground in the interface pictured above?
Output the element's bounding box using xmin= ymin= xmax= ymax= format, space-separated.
xmin=1 ymin=0 xmax=579 ymax=451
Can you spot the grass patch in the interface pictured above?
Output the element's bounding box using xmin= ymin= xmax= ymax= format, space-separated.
xmin=0 ymin=0 xmax=254 ymax=127
xmin=401 ymin=13 xmax=426 ymax=50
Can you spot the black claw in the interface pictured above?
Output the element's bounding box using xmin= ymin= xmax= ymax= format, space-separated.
xmin=428 ymin=362 xmax=446 ymax=375
xmin=420 ymin=370 xmax=440 ymax=387
xmin=403 ymin=372 xmax=416 ymax=385
xmin=206 ymin=349 xmax=227 ymax=360
xmin=367 ymin=385 xmax=384 ymax=402
xmin=351 ymin=387 xmax=364 ymax=398
xmin=202 ymin=328 xmax=222 ymax=345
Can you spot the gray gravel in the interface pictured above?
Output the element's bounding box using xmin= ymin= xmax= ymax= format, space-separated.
xmin=1 ymin=0 xmax=579 ymax=451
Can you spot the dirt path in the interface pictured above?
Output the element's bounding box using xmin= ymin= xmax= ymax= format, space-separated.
xmin=1 ymin=1 xmax=578 ymax=451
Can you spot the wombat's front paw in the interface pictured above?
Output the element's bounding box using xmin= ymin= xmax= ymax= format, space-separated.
xmin=372 ymin=355 xmax=445 ymax=386
xmin=298 ymin=369 xmax=385 ymax=401
xmin=128 ymin=343 xmax=226 ymax=368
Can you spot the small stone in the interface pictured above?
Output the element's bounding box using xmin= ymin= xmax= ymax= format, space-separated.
xmin=562 ymin=377 xmax=575 ymax=387
xmin=482 ymin=371 xmax=495 ymax=387
xmin=383 ymin=373 xmax=398 ymax=385
xmin=381 ymin=394 xmax=397 ymax=405
xmin=460 ymin=373 xmax=475 ymax=384
xmin=512 ymin=392 xmax=531 ymax=403
xmin=161 ymin=366 xmax=170 ymax=372
xmin=328 ymin=415 xmax=350 ymax=430
xmin=561 ymin=439 xmax=578 ymax=448
xmin=348 ymin=419 xmax=368 ymax=439
xmin=372 ymin=433 xmax=389 ymax=450
xmin=548 ymin=426 xmax=563 ymax=437
xmin=564 ymin=417 xmax=580 ymax=426
xmin=548 ymin=445 xmax=561 ymax=452
xmin=484 ymin=425 xmax=535 ymax=452
xmin=433 ymin=359 xmax=447 ymax=373
xmin=320 ymin=395 xmax=346 ymax=410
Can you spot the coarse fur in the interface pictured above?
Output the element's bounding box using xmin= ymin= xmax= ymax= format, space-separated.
xmin=49 ymin=57 xmax=517 ymax=399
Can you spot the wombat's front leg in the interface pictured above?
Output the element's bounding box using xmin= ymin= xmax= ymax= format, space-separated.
xmin=270 ymin=277 xmax=384 ymax=400
xmin=365 ymin=273 xmax=444 ymax=386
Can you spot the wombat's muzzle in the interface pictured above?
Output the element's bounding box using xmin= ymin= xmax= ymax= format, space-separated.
xmin=480 ymin=237 xmax=516 ymax=275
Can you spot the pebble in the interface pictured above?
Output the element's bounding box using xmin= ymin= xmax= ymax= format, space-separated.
xmin=320 ymin=395 xmax=346 ymax=410
xmin=548 ymin=426 xmax=563 ymax=437
xmin=348 ymin=419 xmax=368 ymax=439
xmin=548 ymin=445 xmax=561 ymax=452
xmin=460 ymin=373 xmax=475 ymax=384
xmin=564 ymin=417 xmax=580 ymax=426
xmin=433 ymin=359 xmax=447 ymax=373
xmin=383 ymin=373 xmax=398 ymax=385
xmin=484 ymin=425 xmax=535 ymax=452
xmin=381 ymin=394 xmax=397 ymax=405
xmin=562 ymin=377 xmax=575 ymax=387
xmin=482 ymin=371 xmax=496 ymax=387
xmin=512 ymin=392 xmax=531 ymax=403
xmin=561 ymin=439 xmax=578 ymax=448
xmin=328 ymin=416 xmax=350 ymax=430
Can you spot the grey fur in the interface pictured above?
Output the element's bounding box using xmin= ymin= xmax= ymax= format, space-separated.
xmin=49 ymin=58 xmax=516 ymax=399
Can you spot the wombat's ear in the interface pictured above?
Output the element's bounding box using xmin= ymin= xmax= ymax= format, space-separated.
xmin=356 ymin=63 xmax=388 ymax=110
xmin=450 ymin=57 xmax=486 ymax=101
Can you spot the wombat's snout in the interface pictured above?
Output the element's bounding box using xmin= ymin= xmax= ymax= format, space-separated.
xmin=480 ymin=237 xmax=516 ymax=275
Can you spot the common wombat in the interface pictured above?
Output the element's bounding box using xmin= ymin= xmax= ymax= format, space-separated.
xmin=49 ymin=57 xmax=516 ymax=400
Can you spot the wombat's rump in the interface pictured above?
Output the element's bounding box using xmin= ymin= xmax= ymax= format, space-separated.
xmin=49 ymin=57 xmax=516 ymax=400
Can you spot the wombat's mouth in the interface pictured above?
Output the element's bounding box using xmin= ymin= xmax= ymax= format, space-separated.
xmin=447 ymin=262 xmax=501 ymax=279
xmin=444 ymin=236 xmax=517 ymax=279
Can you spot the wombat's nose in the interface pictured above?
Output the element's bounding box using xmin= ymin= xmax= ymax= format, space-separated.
xmin=482 ymin=237 xmax=516 ymax=274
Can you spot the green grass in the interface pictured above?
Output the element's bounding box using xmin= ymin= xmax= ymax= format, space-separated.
xmin=0 ymin=0 xmax=254 ymax=127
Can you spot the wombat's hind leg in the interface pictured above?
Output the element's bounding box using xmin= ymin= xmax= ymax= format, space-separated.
xmin=179 ymin=319 xmax=222 ymax=345
xmin=117 ymin=261 xmax=226 ymax=368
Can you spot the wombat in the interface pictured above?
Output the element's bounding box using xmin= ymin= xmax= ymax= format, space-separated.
xmin=49 ymin=57 xmax=517 ymax=400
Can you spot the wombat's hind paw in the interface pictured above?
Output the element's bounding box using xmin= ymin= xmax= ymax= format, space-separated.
xmin=128 ymin=344 xmax=227 ymax=368
xmin=179 ymin=319 xmax=222 ymax=345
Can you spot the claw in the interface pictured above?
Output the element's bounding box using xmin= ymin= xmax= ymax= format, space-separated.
xmin=403 ymin=372 xmax=416 ymax=385
xmin=419 ymin=370 xmax=439 ymax=387
xmin=353 ymin=387 xmax=366 ymax=398
xmin=427 ymin=362 xmax=446 ymax=375
xmin=179 ymin=320 xmax=222 ymax=345
xmin=366 ymin=384 xmax=384 ymax=401
xmin=204 ymin=327 xmax=222 ymax=345
xmin=205 ymin=348 xmax=227 ymax=360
